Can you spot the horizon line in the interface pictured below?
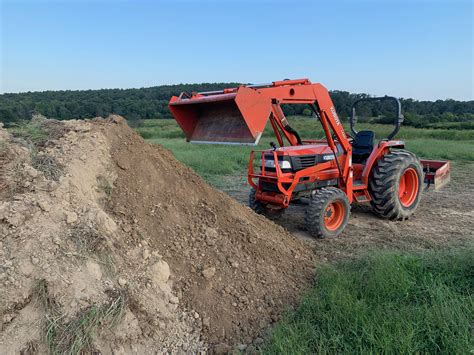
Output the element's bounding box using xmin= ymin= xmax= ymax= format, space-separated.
xmin=1 ymin=83 xmax=472 ymax=103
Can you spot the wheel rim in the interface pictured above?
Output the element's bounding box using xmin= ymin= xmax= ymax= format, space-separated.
xmin=398 ymin=167 xmax=419 ymax=207
xmin=324 ymin=201 xmax=345 ymax=231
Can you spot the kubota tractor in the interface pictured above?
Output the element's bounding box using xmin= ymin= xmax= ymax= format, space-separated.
xmin=169 ymin=79 xmax=450 ymax=238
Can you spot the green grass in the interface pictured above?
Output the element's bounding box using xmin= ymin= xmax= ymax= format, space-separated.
xmin=34 ymin=279 xmax=125 ymax=355
xmin=404 ymin=139 xmax=474 ymax=162
xmin=7 ymin=119 xmax=66 ymax=181
xmin=137 ymin=118 xmax=474 ymax=183
xmin=8 ymin=117 xmax=68 ymax=148
xmin=9 ymin=119 xmax=52 ymax=147
xmin=284 ymin=117 xmax=474 ymax=141
xmin=137 ymin=117 xmax=474 ymax=142
xmin=425 ymin=121 xmax=474 ymax=130
xmin=136 ymin=118 xmax=187 ymax=139
xmin=148 ymin=137 xmax=255 ymax=182
xmin=263 ymin=247 xmax=474 ymax=354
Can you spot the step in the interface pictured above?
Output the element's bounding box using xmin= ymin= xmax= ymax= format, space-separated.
xmin=353 ymin=180 xmax=366 ymax=190
xmin=355 ymin=195 xmax=370 ymax=203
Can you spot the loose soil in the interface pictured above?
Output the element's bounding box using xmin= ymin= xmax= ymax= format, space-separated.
xmin=0 ymin=116 xmax=314 ymax=354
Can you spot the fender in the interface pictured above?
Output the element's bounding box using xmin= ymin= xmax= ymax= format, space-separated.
xmin=361 ymin=140 xmax=405 ymax=186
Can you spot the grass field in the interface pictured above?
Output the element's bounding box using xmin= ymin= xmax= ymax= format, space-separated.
xmin=263 ymin=247 xmax=473 ymax=354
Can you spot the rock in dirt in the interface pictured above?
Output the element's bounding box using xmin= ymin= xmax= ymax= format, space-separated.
xmin=169 ymin=295 xmax=179 ymax=304
xmin=202 ymin=267 xmax=216 ymax=279
xmin=65 ymin=211 xmax=78 ymax=224
xmin=150 ymin=260 xmax=170 ymax=284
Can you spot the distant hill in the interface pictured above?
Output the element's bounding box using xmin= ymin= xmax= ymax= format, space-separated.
xmin=1 ymin=83 xmax=473 ymax=128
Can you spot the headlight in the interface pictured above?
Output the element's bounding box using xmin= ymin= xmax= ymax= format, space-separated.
xmin=264 ymin=159 xmax=292 ymax=169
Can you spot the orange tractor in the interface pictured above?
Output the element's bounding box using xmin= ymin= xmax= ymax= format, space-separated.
xmin=169 ymin=79 xmax=450 ymax=238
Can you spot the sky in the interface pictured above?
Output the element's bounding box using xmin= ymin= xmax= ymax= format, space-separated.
xmin=0 ymin=0 xmax=472 ymax=100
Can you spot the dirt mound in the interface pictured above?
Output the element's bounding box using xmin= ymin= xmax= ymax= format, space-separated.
xmin=0 ymin=116 xmax=314 ymax=353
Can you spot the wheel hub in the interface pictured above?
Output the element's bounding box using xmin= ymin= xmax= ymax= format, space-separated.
xmin=324 ymin=201 xmax=344 ymax=231
xmin=398 ymin=167 xmax=419 ymax=207
xmin=325 ymin=205 xmax=334 ymax=218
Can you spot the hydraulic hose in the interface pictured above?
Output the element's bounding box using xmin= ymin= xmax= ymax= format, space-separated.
xmin=284 ymin=124 xmax=302 ymax=145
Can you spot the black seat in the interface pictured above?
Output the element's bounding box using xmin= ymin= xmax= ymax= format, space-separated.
xmin=352 ymin=130 xmax=375 ymax=162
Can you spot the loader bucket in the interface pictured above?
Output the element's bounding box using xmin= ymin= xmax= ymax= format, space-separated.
xmin=169 ymin=86 xmax=272 ymax=145
xmin=421 ymin=159 xmax=450 ymax=190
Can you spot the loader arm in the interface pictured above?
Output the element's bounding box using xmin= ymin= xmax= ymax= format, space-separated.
xmin=169 ymin=79 xmax=354 ymax=193
xmin=169 ymin=79 xmax=351 ymax=151
xmin=257 ymin=81 xmax=353 ymax=183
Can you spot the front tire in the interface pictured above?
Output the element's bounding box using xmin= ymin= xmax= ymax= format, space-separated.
xmin=369 ymin=150 xmax=423 ymax=220
xmin=305 ymin=187 xmax=351 ymax=238
xmin=249 ymin=188 xmax=285 ymax=220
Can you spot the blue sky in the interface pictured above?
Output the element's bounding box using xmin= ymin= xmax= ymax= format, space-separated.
xmin=1 ymin=0 xmax=472 ymax=100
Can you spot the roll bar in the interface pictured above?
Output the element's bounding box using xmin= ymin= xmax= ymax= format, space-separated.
xmin=350 ymin=96 xmax=404 ymax=140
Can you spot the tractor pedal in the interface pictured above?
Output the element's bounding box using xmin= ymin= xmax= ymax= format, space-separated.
xmin=354 ymin=190 xmax=371 ymax=203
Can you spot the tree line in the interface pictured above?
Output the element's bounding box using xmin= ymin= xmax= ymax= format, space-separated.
xmin=1 ymin=83 xmax=473 ymax=128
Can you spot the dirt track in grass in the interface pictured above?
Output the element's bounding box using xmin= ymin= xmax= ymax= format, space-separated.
xmin=224 ymin=161 xmax=474 ymax=261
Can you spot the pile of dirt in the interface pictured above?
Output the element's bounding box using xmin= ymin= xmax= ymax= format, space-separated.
xmin=0 ymin=116 xmax=314 ymax=353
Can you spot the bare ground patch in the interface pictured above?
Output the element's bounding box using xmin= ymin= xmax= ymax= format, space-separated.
xmin=225 ymin=162 xmax=474 ymax=262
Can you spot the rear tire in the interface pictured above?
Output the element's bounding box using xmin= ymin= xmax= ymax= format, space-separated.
xmin=305 ymin=187 xmax=350 ymax=238
xmin=249 ymin=188 xmax=285 ymax=220
xmin=369 ymin=150 xmax=423 ymax=220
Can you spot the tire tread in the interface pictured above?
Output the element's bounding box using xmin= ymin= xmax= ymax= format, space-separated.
xmin=369 ymin=150 xmax=423 ymax=220
xmin=305 ymin=187 xmax=350 ymax=238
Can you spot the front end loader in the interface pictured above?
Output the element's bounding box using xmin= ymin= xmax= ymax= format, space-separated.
xmin=169 ymin=79 xmax=450 ymax=238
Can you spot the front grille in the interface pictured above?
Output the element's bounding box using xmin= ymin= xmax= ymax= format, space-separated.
xmin=294 ymin=155 xmax=318 ymax=168
xmin=262 ymin=146 xmax=343 ymax=172
xmin=290 ymin=154 xmax=320 ymax=170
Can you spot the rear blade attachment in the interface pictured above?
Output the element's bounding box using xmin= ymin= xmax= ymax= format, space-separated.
xmin=169 ymin=86 xmax=272 ymax=145
xmin=421 ymin=159 xmax=450 ymax=190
